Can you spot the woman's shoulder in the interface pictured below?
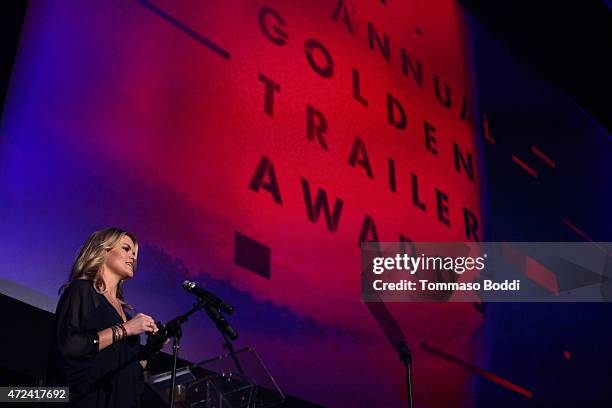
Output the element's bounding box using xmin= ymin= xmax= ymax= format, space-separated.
xmin=56 ymin=279 xmax=97 ymax=314
xmin=70 ymin=278 xmax=95 ymax=287
xmin=63 ymin=278 xmax=95 ymax=296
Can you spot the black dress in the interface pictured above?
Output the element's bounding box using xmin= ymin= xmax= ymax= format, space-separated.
xmin=49 ymin=279 xmax=144 ymax=407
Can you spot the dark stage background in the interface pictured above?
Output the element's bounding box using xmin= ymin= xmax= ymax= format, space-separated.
xmin=466 ymin=3 xmax=612 ymax=406
xmin=1 ymin=1 xmax=610 ymax=407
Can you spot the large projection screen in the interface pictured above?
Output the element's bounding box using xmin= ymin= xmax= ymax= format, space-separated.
xmin=0 ymin=1 xmax=482 ymax=406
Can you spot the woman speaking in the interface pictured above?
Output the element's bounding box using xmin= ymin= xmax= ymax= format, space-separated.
xmin=50 ymin=227 xmax=163 ymax=407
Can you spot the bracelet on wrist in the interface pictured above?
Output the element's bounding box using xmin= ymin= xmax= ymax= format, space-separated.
xmin=111 ymin=325 xmax=118 ymax=344
xmin=119 ymin=323 xmax=127 ymax=339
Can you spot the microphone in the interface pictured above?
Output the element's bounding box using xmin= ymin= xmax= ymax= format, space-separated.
xmin=183 ymin=280 xmax=234 ymax=314
xmin=205 ymin=305 xmax=238 ymax=340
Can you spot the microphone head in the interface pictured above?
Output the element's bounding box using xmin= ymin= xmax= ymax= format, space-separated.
xmin=183 ymin=280 xmax=196 ymax=291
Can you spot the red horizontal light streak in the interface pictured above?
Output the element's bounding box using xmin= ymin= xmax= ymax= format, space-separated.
xmin=562 ymin=219 xmax=606 ymax=251
xmin=531 ymin=146 xmax=556 ymax=169
xmin=420 ymin=342 xmax=533 ymax=399
xmin=511 ymin=155 xmax=538 ymax=178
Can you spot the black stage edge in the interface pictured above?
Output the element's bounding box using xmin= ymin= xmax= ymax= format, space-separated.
xmin=0 ymin=292 xmax=325 ymax=408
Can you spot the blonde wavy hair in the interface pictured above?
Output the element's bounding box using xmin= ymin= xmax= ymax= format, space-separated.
xmin=61 ymin=227 xmax=138 ymax=307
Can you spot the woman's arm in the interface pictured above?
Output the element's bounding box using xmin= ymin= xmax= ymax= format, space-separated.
xmin=96 ymin=313 xmax=159 ymax=351
xmin=97 ymin=327 xmax=114 ymax=351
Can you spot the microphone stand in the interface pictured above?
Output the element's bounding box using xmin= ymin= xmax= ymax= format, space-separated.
xmin=169 ymin=326 xmax=181 ymax=408
xmin=222 ymin=324 xmax=245 ymax=376
xmin=363 ymin=272 xmax=415 ymax=408
xmin=166 ymin=299 xmax=239 ymax=407
xmin=167 ymin=301 xmax=204 ymax=408
xmin=202 ymin=303 xmax=244 ymax=375
xmin=398 ymin=341 xmax=414 ymax=408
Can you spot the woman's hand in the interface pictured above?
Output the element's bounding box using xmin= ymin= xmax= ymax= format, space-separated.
xmin=124 ymin=313 xmax=158 ymax=336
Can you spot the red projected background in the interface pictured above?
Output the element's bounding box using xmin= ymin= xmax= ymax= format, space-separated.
xmin=1 ymin=0 xmax=482 ymax=406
